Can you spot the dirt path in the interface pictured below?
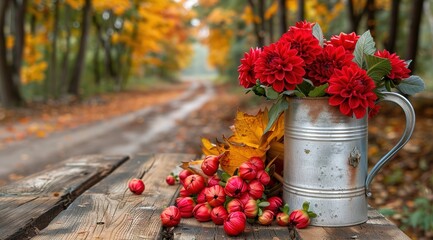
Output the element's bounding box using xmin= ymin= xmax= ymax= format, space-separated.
xmin=0 ymin=80 xmax=216 ymax=184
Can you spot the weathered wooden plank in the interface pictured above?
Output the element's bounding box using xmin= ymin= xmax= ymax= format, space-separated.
xmin=296 ymin=207 xmax=410 ymax=240
xmin=33 ymin=153 xmax=195 ymax=240
xmin=0 ymin=155 xmax=128 ymax=240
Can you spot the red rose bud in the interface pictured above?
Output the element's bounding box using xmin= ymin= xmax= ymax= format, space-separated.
xmin=264 ymin=196 xmax=283 ymax=214
xmin=179 ymin=169 xmax=193 ymax=186
xmin=196 ymin=188 xmax=206 ymax=203
xmin=226 ymin=198 xmax=244 ymax=213
xmin=248 ymin=156 xmax=265 ymax=171
xmin=289 ymin=209 xmax=310 ymax=229
xmin=128 ymin=178 xmax=145 ymax=195
xmin=179 ymin=186 xmax=190 ymax=197
xmin=184 ymin=174 xmax=206 ymax=194
xmin=238 ymin=192 xmax=252 ymax=205
xmin=256 ymin=170 xmax=270 ymax=186
xmin=248 ymin=180 xmax=265 ymax=200
xmin=166 ymin=175 xmax=176 ymax=185
xmin=258 ymin=209 xmax=274 ymax=225
xmin=224 ymin=211 xmax=247 ymax=236
xmin=201 ymin=155 xmax=221 ymax=176
xmin=160 ymin=206 xmax=181 ymax=227
xmin=204 ymin=185 xmax=226 ymax=207
xmin=224 ymin=176 xmax=248 ymax=198
xmin=176 ymin=197 xmax=196 ymax=218
xmin=207 ymin=175 xmax=221 ymax=187
xmin=276 ymin=212 xmax=290 ymax=226
xmin=211 ymin=205 xmax=228 ymax=225
xmin=239 ymin=162 xmax=257 ymax=180
xmin=192 ymin=203 xmax=212 ymax=222
xmin=244 ymin=199 xmax=259 ymax=218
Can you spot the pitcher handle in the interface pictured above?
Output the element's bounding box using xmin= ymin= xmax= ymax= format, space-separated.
xmin=365 ymin=92 xmax=416 ymax=197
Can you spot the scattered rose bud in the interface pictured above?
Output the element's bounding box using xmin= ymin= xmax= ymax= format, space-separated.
xmin=160 ymin=206 xmax=181 ymax=227
xmin=176 ymin=197 xmax=196 ymax=218
xmin=258 ymin=209 xmax=274 ymax=225
xmin=277 ymin=204 xmax=291 ymax=226
xmin=196 ymin=188 xmax=207 ymax=203
xmin=264 ymin=196 xmax=283 ymax=215
xmin=256 ymin=170 xmax=270 ymax=186
xmin=238 ymin=162 xmax=257 ymax=180
xmin=184 ymin=174 xmax=206 ymax=194
xmin=244 ymin=199 xmax=259 ymax=218
xmin=248 ymin=156 xmax=265 ymax=171
xmin=238 ymin=192 xmax=251 ymax=205
xmin=248 ymin=180 xmax=264 ymax=200
xmin=224 ymin=176 xmax=248 ymax=198
xmin=179 ymin=169 xmax=193 ymax=185
xmin=276 ymin=212 xmax=290 ymax=226
xmin=204 ymin=185 xmax=226 ymax=207
xmin=211 ymin=205 xmax=228 ymax=225
xmin=289 ymin=209 xmax=310 ymax=229
xmin=166 ymin=175 xmax=176 ymax=185
xmin=179 ymin=186 xmax=190 ymax=197
xmin=226 ymin=198 xmax=244 ymax=213
xmin=193 ymin=203 xmax=212 ymax=222
xmin=128 ymin=178 xmax=145 ymax=195
xmin=207 ymin=175 xmax=221 ymax=187
xmin=201 ymin=155 xmax=221 ymax=176
xmin=224 ymin=211 xmax=246 ymax=236
xmin=289 ymin=202 xmax=317 ymax=229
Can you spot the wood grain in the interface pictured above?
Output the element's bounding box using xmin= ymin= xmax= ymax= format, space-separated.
xmin=0 ymin=155 xmax=128 ymax=240
xmin=33 ymin=153 xmax=195 ymax=240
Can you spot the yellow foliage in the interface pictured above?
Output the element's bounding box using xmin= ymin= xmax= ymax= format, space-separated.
xmin=241 ymin=6 xmax=257 ymax=24
xmin=305 ymin=0 xmax=344 ymax=31
xmin=201 ymin=109 xmax=284 ymax=175
xmin=207 ymin=28 xmax=232 ymax=71
xmin=207 ymin=8 xmax=236 ymax=25
xmin=6 ymin=35 xmax=14 ymax=49
xmin=93 ymin=0 xmax=131 ymax=15
xmin=265 ymin=1 xmax=278 ymax=20
xmin=21 ymin=61 xmax=48 ymax=84
xmin=198 ymin=0 xmax=218 ymax=8
xmin=65 ymin=0 xmax=84 ymax=9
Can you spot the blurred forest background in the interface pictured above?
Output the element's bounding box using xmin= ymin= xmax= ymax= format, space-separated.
xmin=0 ymin=0 xmax=432 ymax=239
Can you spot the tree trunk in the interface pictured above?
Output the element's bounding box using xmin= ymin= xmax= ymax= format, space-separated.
xmin=278 ymin=0 xmax=287 ymax=35
xmin=258 ymin=0 xmax=266 ymax=46
xmin=347 ymin=0 xmax=368 ymax=32
xmin=67 ymin=0 xmax=91 ymax=96
xmin=366 ymin=0 xmax=376 ymax=38
xmin=406 ymin=0 xmax=424 ymax=73
xmin=268 ymin=15 xmax=274 ymax=43
xmin=247 ymin=0 xmax=265 ymax=47
xmin=49 ymin=0 xmax=59 ymax=98
xmin=386 ymin=0 xmax=400 ymax=53
xmin=0 ymin=0 xmax=22 ymax=107
xmin=92 ymin=15 xmax=116 ymax=80
xmin=60 ymin=4 xmax=71 ymax=96
xmin=297 ymin=0 xmax=305 ymax=21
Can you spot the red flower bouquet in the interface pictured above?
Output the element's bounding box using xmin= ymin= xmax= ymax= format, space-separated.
xmin=238 ymin=21 xmax=425 ymax=130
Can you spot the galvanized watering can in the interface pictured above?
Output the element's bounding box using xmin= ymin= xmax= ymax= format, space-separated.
xmin=282 ymin=92 xmax=415 ymax=226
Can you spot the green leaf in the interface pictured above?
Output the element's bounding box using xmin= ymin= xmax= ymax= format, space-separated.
xmin=308 ymin=211 xmax=317 ymax=218
xmin=302 ymin=201 xmax=310 ymax=211
xmin=312 ymin=23 xmax=324 ymax=47
xmin=258 ymin=208 xmax=263 ymax=216
xmin=264 ymin=86 xmax=279 ymax=100
xmin=281 ymin=90 xmax=295 ymax=96
xmin=264 ymin=97 xmax=289 ymax=133
xmin=258 ymin=201 xmax=270 ymax=208
xmin=308 ymin=83 xmax=328 ymax=97
xmin=353 ymin=30 xmax=376 ymax=68
xmin=221 ymin=172 xmax=231 ymax=182
xmin=365 ymin=55 xmax=391 ymax=82
xmin=379 ymin=208 xmax=396 ymax=216
xmin=396 ymin=75 xmax=425 ymax=95
xmin=296 ymin=80 xmax=315 ymax=96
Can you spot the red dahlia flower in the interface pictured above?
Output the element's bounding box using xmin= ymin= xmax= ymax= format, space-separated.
xmin=375 ymin=49 xmax=411 ymax=81
xmin=238 ymin=47 xmax=262 ymax=88
xmin=327 ymin=66 xmax=377 ymax=119
xmin=254 ymin=41 xmax=305 ymax=92
xmin=306 ymin=45 xmax=354 ymax=86
xmin=294 ymin=20 xmax=315 ymax=29
xmin=327 ymin=32 xmax=360 ymax=53
xmin=279 ymin=27 xmax=322 ymax=64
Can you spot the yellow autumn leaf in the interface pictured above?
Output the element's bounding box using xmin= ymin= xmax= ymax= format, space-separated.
xmin=201 ymin=138 xmax=222 ymax=156
xmin=219 ymin=140 xmax=267 ymax=175
xmin=265 ymin=1 xmax=278 ymax=20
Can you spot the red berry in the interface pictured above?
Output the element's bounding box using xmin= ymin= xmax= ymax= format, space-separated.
xmin=128 ymin=178 xmax=145 ymax=195
xmin=160 ymin=206 xmax=181 ymax=227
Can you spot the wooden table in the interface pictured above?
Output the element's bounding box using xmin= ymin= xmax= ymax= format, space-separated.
xmin=0 ymin=154 xmax=410 ymax=240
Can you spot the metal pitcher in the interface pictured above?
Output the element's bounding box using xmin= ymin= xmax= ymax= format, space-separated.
xmin=282 ymin=92 xmax=415 ymax=226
